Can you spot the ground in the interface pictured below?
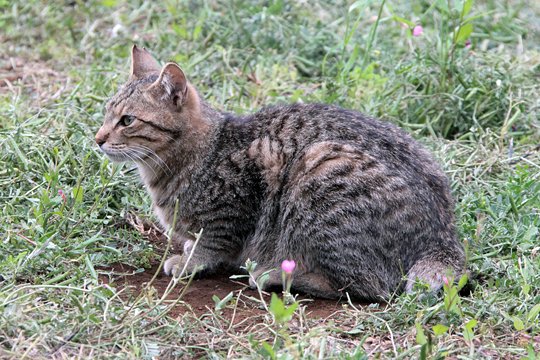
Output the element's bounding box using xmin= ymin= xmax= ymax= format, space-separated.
xmin=1 ymin=1 xmax=540 ymax=359
xmin=99 ymin=216 xmax=347 ymax=321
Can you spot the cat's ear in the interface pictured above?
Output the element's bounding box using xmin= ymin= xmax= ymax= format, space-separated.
xmin=149 ymin=62 xmax=188 ymax=108
xmin=130 ymin=44 xmax=160 ymax=79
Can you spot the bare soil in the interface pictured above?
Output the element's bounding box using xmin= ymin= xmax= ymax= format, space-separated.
xmin=99 ymin=213 xmax=365 ymax=324
xmin=0 ymin=56 xmax=70 ymax=105
xmin=100 ymin=262 xmax=349 ymax=320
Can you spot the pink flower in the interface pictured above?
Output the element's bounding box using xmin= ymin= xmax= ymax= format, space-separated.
xmin=465 ymin=39 xmax=471 ymax=48
xmin=58 ymin=189 xmax=67 ymax=203
xmin=412 ymin=25 xmax=423 ymax=37
xmin=442 ymin=276 xmax=449 ymax=286
xmin=281 ymin=260 xmax=296 ymax=274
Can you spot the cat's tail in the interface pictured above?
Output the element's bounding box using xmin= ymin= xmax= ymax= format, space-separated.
xmin=405 ymin=257 xmax=462 ymax=293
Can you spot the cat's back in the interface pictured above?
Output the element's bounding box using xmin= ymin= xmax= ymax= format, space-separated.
xmin=244 ymin=102 xmax=455 ymax=234
xmin=243 ymin=102 xmax=444 ymax=180
xmin=247 ymin=103 xmax=414 ymax=149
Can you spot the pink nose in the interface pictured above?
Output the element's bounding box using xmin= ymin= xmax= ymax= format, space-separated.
xmin=95 ymin=128 xmax=108 ymax=147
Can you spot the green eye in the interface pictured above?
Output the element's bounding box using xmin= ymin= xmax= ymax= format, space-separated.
xmin=120 ymin=115 xmax=135 ymax=126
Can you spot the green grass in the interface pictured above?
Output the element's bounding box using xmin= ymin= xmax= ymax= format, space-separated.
xmin=1 ymin=0 xmax=539 ymax=358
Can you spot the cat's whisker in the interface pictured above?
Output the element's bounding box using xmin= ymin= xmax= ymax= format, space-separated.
xmin=132 ymin=151 xmax=157 ymax=174
xmin=123 ymin=151 xmax=139 ymax=164
xmin=128 ymin=148 xmax=158 ymax=176
xmin=137 ymin=145 xmax=172 ymax=175
xmin=134 ymin=148 xmax=169 ymax=177
xmin=131 ymin=145 xmax=172 ymax=175
xmin=145 ymin=151 xmax=172 ymax=175
xmin=161 ymin=133 xmax=177 ymax=143
xmin=122 ymin=151 xmax=141 ymax=172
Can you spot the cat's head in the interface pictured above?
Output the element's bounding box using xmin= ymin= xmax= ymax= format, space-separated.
xmin=95 ymin=45 xmax=206 ymax=164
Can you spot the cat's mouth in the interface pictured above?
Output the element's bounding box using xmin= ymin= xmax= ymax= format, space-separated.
xmin=99 ymin=144 xmax=133 ymax=163
xmin=99 ymin=144 xmax=163 ymax=168
xmin=101 ymin=151 xmax=131 ymax=163
xmin=104 ymin=152 xmax=130 ymax=162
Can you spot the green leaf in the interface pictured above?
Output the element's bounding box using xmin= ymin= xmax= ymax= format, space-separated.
xmin=343 ymin=44 xmax=360 ymax=75
xmin=89 ymin=314 xmax=101 ymax=324
xmin=432 ymin=324 xmax=449 ymax=336
xmin=346 ymin=328 xmax=363 ymax=335
xmin=435 ymin=0 xmax=449 ymax=14
xmin=527 ymin=344 xmax=537 ymax=360
xmin=348 ymin=0 xmax=369 ymax=13
xmin=527 ymin=303 xmax=540 ymax=322
xmin=100 ymin=0 xmax=117 ymax=7
xmin=522 ymin=226 xmax=538 ymax=243
xmin=213 ymin=291 xmax=234 ymax=311
xmin=462 ymin=0 xmax=474 ymax=17
xmin=269 ymin=293 xmax=297 ymax=323
xmin=283 ymin=301 xmax=299 ymax=319
xmin=392 ymin=15 xmax=414 ymax=27
xmin=269 ymin=293 xmax=285 ymax=319
xmin=416 ymin=322 xmax=427 ymax=345
xmin=260 ymin=341 xmax=276 ymax=360
xmin=267 ymin=0 xmax=284 ymax=15
xmin=72 ymin=186 xmax=84 ymax=204
xmin=192 ymin=24 xmax=202 ymax=40
xmin=443 ymin=284 xmax=461 ymax=315
xmin=229 ymin=274 xmax=249 ymax=279
xmin=455 ymin=23 xmax=473 ymax=44
xmin=40 ymin=190 xmax=51 ymax=207
xmin=257 ymin=273 xmax=270 ymax=288
xmin=172 ymin=23 xmax=188 ymax=38
xmin=420 ymin=343 xmax=428 ymax=360
xmin=466 ymin=319 xmax=478 ymax=329
xmin=513 ymin=316 xmax=525 ymax=331
xmin=457 ymin=274 xmax=468 ymax=291
xmin=84 ymin=255 xmax=97 ymax=281
xmin=242 ymin=259 xmax=258 ymax=273
xmin=463 ymin=319 xmax=478 ymax=341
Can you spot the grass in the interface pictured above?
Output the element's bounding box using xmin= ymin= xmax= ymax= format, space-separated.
xmin=1 ymin=0 xmax=539 ymax=358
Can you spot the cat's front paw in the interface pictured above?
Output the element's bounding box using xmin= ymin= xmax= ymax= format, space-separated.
xmin=163 ymin=255 xmax=185 ymax=277
xmin=163 ymin=254 xmax=206 ymax=277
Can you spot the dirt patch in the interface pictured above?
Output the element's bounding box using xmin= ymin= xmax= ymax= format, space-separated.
xmin=99 ymin=213 xmax=368 ymax=324
xmin=0 ymin=56 xmax=69 ymax=103
xmin=99 ymin=262 xmax=348 ymax=321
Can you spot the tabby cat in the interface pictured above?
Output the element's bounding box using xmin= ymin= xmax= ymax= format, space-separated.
xmin=95 ymin=45 xmax=465 ymax=300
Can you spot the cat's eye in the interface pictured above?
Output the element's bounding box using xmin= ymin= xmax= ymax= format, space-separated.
xmin=119 ymin=115 xmax=136 ymax=126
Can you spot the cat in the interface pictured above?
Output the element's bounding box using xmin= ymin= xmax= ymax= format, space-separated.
xmin=95 ymin=45 xmax=465 ymax=300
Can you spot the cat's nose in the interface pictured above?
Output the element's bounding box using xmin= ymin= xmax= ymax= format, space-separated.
xmin=95 ymin=133 xmax=107 ymax=147
xmin=95 ymin=128 xmax=108 ymax=147
xmin=95 ymin=135 xmax=105 ymax=147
